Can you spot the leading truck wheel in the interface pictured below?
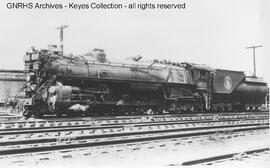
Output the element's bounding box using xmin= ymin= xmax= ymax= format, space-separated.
xmin=23 ymin=108 xmax=32 ymax=118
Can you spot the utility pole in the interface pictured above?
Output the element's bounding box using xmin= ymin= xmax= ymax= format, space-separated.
xmin=246 ymin=45 xmax=262 ymax=76
xmin=56 ymin=25 xmax=68 ymax=54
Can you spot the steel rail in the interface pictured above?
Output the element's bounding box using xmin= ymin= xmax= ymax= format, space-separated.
xmin=0 ymin=125 xmax=267 ymax=155
xmin=0 ymin=113 xmax=268 ymax=131
xmin=181 ymin=147 xmax=269 ymax=166
xmin=0 ymin=122 xmax=268 ymax=146
xmin=0 ymin=112 xmax=268 ymax=125
xmin=34 ymin=111 xmax=269 ymax=119
xmin=0 ymin=118 xmax=268 ymax=136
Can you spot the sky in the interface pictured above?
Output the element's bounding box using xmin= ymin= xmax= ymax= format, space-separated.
xmin=0 ymin=0 xmax=269 ymax=82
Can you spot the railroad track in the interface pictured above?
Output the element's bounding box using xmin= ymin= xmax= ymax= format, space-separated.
xmin=0 ymin=119 xmax=268 ymax=156
xmin=0 ymin=119 xmax=268 ymax=145
xmin=2 ymin=128 xmax=267 ymax=166
xmin=0 ymin=112 xmax=268 ymax=130
xmin=181 ymin=147 xmax=270 ymax=166
xmin=0 ymin=117 xmax=268 ymax=140
xmin=0 ymin=112 xmax=268 ymax=159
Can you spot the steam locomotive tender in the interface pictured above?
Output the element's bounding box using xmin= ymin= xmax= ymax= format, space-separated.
xmin=20 ymin=46 xmax=268 ymax=117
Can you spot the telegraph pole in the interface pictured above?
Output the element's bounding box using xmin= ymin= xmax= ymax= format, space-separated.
xmin=246 ymin=45 xmax=262 ymax=76
xmin=56 ymin=25 xmax=68 ymax=54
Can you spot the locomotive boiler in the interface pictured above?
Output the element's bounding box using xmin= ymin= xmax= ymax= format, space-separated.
xmin=17 ymin=46 xmax=268 ymax=118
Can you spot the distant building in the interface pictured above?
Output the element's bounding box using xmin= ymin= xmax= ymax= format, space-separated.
xmin=0 ymin=70 xmax=25 ymax=106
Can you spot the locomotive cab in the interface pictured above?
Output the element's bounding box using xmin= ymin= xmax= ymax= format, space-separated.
xmin=181 ymin=62 xmax=214 ymax=112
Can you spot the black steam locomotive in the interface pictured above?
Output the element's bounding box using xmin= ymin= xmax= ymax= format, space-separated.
xmin=18 ymin=46 xmax=268 ymax=117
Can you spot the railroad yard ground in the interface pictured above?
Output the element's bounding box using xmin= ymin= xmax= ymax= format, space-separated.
xmin=6 ymin=129 xmax=268 ymax=168
xmin=0 ymin=107 xmax=269 ymax=168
